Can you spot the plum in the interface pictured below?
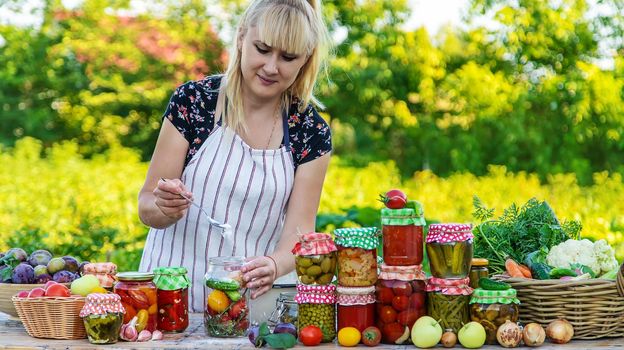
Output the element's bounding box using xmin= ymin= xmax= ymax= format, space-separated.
xmin=53 ymin=270 xmax=76 ymax=283
xmin=35 ymin=273 xmax=52 ymax=284
xmin=47 ymin=257 xmax=66 ymax=274
xmin=33 ymin=265 xmax=48 ymax=277
xmin=78 ymin=261 xmax=90 ymax=275
xmin=0 ymin=248 xmax=28 ymax=264
xmin=273 ymin=323 xmax=297 ymax=338
xmin=248 ymin=326 xmax=266 ymax=348
xmin=12 ymin=263 xmax=35 ymax=284
xmin=62 ymin=256 xmax=79 ymax=273
xmin=27 ymin=250 xmax=53 ymax=267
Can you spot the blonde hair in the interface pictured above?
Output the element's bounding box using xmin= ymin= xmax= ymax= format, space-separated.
xmin=218 ymin=0 xmax=331 ymax=132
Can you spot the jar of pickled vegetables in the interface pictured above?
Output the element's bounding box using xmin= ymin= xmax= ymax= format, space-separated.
xmin=376 ymin=264 xmax=427 ymax=344
xmin=426 ymin=277 xmax=473 ymax=332
xmin=381 ymin=204 xmax=425 ymax=266
xmin=80 ymin=293 xmax=125 ymax=344
xmin=292 ymin=232 xmax=337 ymax=285
xmin=114 ymin=272 xmax=157 ymax=332
xmin=153 ymin=266 xmax=190 ymax=333
xmin=470 ymin=288 xmax=520 ymax=344
xmin=83 ymin=262 xmax=117 ymax=289
xmin=268 ymin=291 xmax=298 ymax=326
xmin=296 ymin=284 xmax=336 ymax=343
xmin=469 ymin=258 xmax=489 ymax=289
xmin=426 ymin=223 xmax=474 ymax=279
xmin=337 ymin=286 xmax=375 ymax=332
xmin=334 ymin=227 xmax=379 ymax=287
xmin=204 ymin=256 xmax=249 ymax=337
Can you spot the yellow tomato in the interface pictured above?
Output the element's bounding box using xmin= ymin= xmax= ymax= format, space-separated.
xmin=337 ymin=327 xmax=361 ymax=347
xmin=207 ymin=290 xmax=230 ymax=313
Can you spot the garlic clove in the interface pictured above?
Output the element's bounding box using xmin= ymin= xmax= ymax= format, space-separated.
xmin=119 ymin=316 xmax=139 ymax=341
xmin=137 ymin=330 xmax=152 ymax=342
xmin=151 ymin=330 xmax=163 ymax=341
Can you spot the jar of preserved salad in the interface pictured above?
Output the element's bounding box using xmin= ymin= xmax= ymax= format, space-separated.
xmin=114 ymin=272 xmax=157 ymax=332
xmin=153 ymin=266 xmax=190 ymax=333
xmin=83 ymin=262 xmax=117 ymax=290
xmin=381 ymin=203 xmax=425 ymax=266
xmin=470 ymin=288 xmax=520 ymax=344
xmin=268 ymin=291 xmax=298 ymax=327
xmin=376 ymin=264 xmax=427 ymax=345
xmin=469 ymin=258 xmax=489 ymax=289
xmin=426 ymin=277 xmax=473 ymax=332
xmin=336 ymin=285 xmax=375 ymax=332
xmin=80 ymin=293 xmax=125 ymax=344
xmin=426 ymin=223 xmax=474 ymax=279
xmin=292 ymin=232 xmax=337 ymax=285
xmin=296 ymin=284 xmax=336 ymax=343
xmin=334 ymin=227 xmax=379 ymax=287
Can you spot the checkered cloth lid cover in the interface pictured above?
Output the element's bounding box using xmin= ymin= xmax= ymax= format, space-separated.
xmin=426 ymin=277 xmax=474 ymax=295
xmin=291 ymin=232 xmax=337 ymax=256
xmin=333 ymin=227 xmax=379 ymax=250
xmin=381 ymin=206 xmax=426 ymax=226
xmin=470 ymin=288 xmax=520 ymax=304
xmin=82 ymin=262 xmax=118 ymax=288
xmin=153 ymin=266 xmax=191 ymax=291
xmin=379 ymin=263 xmax=426 ymax=281
xmin=80 ymin=293 xmax=125 ymax=317
xmin=295 ymin=283 xmax=336 ymax=304
xmin=426 ymin=223 xmax=474 ymax=243
xmin=336 ymin=285 xmax=376 ymax=305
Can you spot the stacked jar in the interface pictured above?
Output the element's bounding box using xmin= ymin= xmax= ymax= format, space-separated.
xmin=295 ymin=284 xmax=337 ymax=342
xmin=470 ymin=287 xmax=520 ymax=344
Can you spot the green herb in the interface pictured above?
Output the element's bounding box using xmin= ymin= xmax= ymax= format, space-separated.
xmin=255 ymin=322 xmax=296 ymax=349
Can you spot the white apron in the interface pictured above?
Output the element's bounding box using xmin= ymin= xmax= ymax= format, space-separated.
xmin=140 ymin=115 xmax=295 ymax=312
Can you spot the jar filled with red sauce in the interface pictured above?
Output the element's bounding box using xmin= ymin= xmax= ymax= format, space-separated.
xmin=336 ymin=285 xmax=376 ymax=332
xmin=381 ymin=204 xmax=425 ymax=266
xmin=153 ymin=266 xmax=190 ymax=332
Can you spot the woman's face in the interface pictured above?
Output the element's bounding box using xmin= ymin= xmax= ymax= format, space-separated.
xmin=239 ymin=26 xmax=308 ymax=101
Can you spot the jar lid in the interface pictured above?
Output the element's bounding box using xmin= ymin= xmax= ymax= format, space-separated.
xmin=295 ymin=284 xmax=336 ymax=304
xmin=426 ymin=223 xmax=473 ymax=243
xmin=470 ymin=288 xmax=520 ymax=304
xmin=426 ymin=277 xmax=473 ymax=295
xmin=336 ymin=285 xmax=375 ymax=295
xmin=472 ymin=258 xmax=489 ymax=267
xmin=291 ymin=232 xmax=337 ymax=256
xmin=333 ymin=227 xmax=379 ymax=249
xmin=83 ymin=262 xmax=117 ymax=274
xmin=80 ymin=293 xmax=125 ymax=317
xmin=116 ymin=272 xmax=154 ymax=281
xmin=379 ymin=264 xmax=426 ymax=281
xmin=337 ymin=286 xmax=376 ymax=305
xmin=381 ymin=205 xmax=426 ymax=226
xmin=153 ymin=266 xmax=191 ymax=290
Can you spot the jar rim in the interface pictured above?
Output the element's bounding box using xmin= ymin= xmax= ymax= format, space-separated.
xmin=208 ymin=256 xmax=247 ymax=265
xmin=116 ymin=271 xmax=154 ymax=281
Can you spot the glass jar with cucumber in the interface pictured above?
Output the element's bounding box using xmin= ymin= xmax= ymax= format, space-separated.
xmin=292 ymin=232 xmax=337 ymax=285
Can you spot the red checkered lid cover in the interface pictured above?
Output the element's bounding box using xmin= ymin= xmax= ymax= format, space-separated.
xmin=336 ymin=286 xmax=376 ymax=305
xmin=426 ymin=223 xmax=473 ymax=243
xmin=426 ymin=277 xmax=473 ymax=295
xmin=291 ymin=232 xmax=337 ymax=256
xmin=79 ymin=293 xmax=125 ymax=317
xmin=295 ymin=283 xmax=336 ymax=304
xmin=379 ymin=263 xmax=426 ymax=281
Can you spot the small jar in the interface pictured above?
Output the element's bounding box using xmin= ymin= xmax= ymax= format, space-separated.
xmin=337 ymin=286 xmax=376 ymax=332
xmin=114 ymin=272 xmax=158 ymax=332
xmin=426 ymin=277 xmax=472 ymax=332
xmin=426 ymin=223 xmax=474 ymax=279
xmin=470 ymin=288 xmax=520 ymax=344
xmin=80 ymin=293 xmax=125 ymax=344
xmin=334 ymin=227 xmax=379 ymax=287
xmin=82 ymin=262 xmax=117 ymax=289
xmin=204 ymin=256 xmax=249 ymax=337
xmin=153 ymin=266 xmax=190 ymax=333
xmin=381 ymin=204 xmax=425 ymax=266
xmin=268 ymin=291 xmax=298 ymax=326
xmin=469 ymin=258 xmax=489 ymax=289
xmin=292 ymin=232 xmax=337 ymax=285
xmin=296 ymin=284 xmax=336 ymax=343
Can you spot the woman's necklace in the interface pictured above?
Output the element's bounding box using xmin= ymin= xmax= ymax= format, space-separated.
xmin=265 ymin=105 xmax=280 ymax=149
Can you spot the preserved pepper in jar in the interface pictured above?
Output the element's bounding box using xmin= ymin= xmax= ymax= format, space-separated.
xmin=334 ymin=227 xmax=379 ymax=287
xmin=114 ymin=272 xmax=157 ymax=332
xmin=82 ymin=262 xmax=117 ymax=289
xmin=153 ymin=266 xmax=190 ymax=332
xmin=80 ymin=293 xmax=125 ymax=344
xmin=381 ymin=203 xmax=425 ymax=266
xmin=426 ymin=223 xmax=474 ymax=279
xmin=296 ymin=284 xmax=336 ymax=342
xmin=337 ymin=286 xmax=376 ymax=332
xmin=426 ymin=277 xmax=473 ymax=332
xmin=292 ymin=232 xmax=337 ymax=285
xmin=469 ymin=258 xmax=489 ymax=289
xmin=470 ymin=288 xmax=520 ymax=344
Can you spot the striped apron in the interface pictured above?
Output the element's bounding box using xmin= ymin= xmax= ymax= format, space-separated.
xmin=140 ymin=115 xmax=295 ymax=312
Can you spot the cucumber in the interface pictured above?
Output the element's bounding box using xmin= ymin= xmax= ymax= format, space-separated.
xmin=478 ymin=277 xmax=511 ymax=290
xmin=224 ymin=290 xmax=241 ymax=302
xmin=205 ymin=277 xmax=240 ymax=291
xmin=549 ymin=267 xmax=577 ymax=279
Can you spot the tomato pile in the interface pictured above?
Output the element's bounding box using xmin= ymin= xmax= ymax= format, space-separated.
xmin=376 ymin=279 xmax=427 ymax=344
xmin=157 ymin=289 xmax=189 ymax=332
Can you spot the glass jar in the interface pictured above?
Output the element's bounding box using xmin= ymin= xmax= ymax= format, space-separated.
xmin=80 ymin=293 xmax=124 ymax=344
xmin=292 ymin=232 xmax=337 ymax=285
xmin=381 ymin=205 xmax=425 ymax=266
xmin=337 ymin=286 xmax=376 ymax=332
xmin=114 ymin=272 xmax=157 ymax=332
xmin=153 ymin=266 xmax=190 ymax=333
xmin=469 ymin=258 xmax=489 ymax=289
xmin=296 ymin=284 xmax=336 ymax=343
xmin=334 ymin=227 xmax=379 ymax=287
xmin=268 ymin=291 xmax=298 ymax=327
xmin=82 ymin=262 xmax=117 ymax=290
xmin=470 ymin=288 xmax=520 ymax=344
xmin=204 ymin=256 xmax=249 ymax=337
xmin=426 ymin=277 xmax=472 ymax=332
xmin=426 ymin=223 xmax=474 ymax=279
xmin=376 ymin=264 xmax=427 ymax=344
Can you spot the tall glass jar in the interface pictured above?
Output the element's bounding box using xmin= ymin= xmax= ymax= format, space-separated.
xmin=470 ymin=288 xmax=520 ymax=344
xmin=80 ymin=293 xmax=124 ymax=344
xmin=82 ymin=262 xmax=117 ymax=290
xmin=204 ymin=256 xmax=249 ymax=337
xmin=153 ymin=266 xmax=190 ymax=333
xmin=469 ymin=258 xmax=489 ymax=289
xmin=337 ymin=286 xmax=376 ymax=332
xmin=426 ymin=277 xmax=472 ymax=332
xmin=296 ymin=284 xmax=336 ymax=343
xmin=292 ymin=232 xmax=337 ymax=285
xmin=426 ymin=223 xmax=474 ymax=279
xmin=268 ymin=291 xmax=298 ymax=327
xmin=114 ymin=272 xmax=157 ymax=331
xmin=381 ymin=204 xmax=425 ymax=266
xmin=334 ymin=227 xmax=379 ymax=287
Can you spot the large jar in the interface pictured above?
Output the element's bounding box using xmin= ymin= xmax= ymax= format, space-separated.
xmin=82 ymin=262 xmax=117 ymax=290
xmin=153 ymin=266 xmax=190 ymax=333
xmin=80 ymin=293 xmax=124 ymax=344
xmin=426 ymin=277 xmax=473 ymax=332
xmin=337 ymin=286 xmax=376 ymax=332
xmin=292 ymin=232 xmax=337 ymax=285
xmin=426 ymin=223 xmax=474 ymax=279
xmin=296 ymin=284 xmax=336 ymax=343
xmin=204 ymin=256 xmax=249 ymax=337
xmin=114 ymin=272 xmax=157 ymax=332
xmin=469 ymin=258 xmax=489 ymax=289
xmin=268 ymin=291 xmax=298 ymax=327
xmin=381 ymin=204 xmax=425 ymax=266
xmin=376 ymin=264 xmax=427 ymax=345
xmin=334 ymin=227 xmax=379 ymax=287
xmin=470 ymin=288 xmax=520 ymax=344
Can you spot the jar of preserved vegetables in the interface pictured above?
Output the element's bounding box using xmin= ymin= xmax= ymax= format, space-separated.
xmin=426 ymin=223 xmax=474 ymax=279
xmin=470 ymin=288 xmax=520 ymax=344
xmin=292 ymin=232 xmax=337 ymax=285
xmin=82 ymin=262 xmax=117 ymax=289
xmin=80 ymin=293 xmax=125 ymax=344
xmin=469 ymin=258 xmax=489 ymax=289
xmin=334 ymin=227 xmax=379 ymax=287
xmin=114 ymin=272 xmax=157 ymax=332
xmin=426 ymin=277 xmax=473 ymax=332
xmin=268 ymin=291 xmax=298 ymax=327
xmin=296 ymin=284 xmax=336 ymax=343
xmin=337 ymin=285 xmax=376 ymax=332
xmin=153 ymin=266 xmax=190 ymax=333
xmin=381 ymin=203 xmax=425 ymax=266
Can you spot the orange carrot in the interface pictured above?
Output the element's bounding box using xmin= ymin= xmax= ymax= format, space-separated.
xmin=505 ymin=258 xmax=525 ymax=278
xmin=518 ymin=263 xmax=532 ymax=279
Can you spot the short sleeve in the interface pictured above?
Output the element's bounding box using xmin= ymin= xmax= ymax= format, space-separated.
xmin=292 ymin=105 xmax=332 ymax=166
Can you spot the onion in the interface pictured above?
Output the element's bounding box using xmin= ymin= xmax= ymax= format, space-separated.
xmin=522 ymin=323 xmax=545 ymax=347
xmin=441 ymin=330 xmax=457 ymax=348
xmin=496 ymin=320 xmax=522 ymax=348
xmin=546 ymin=319 xmax=574 ymax=344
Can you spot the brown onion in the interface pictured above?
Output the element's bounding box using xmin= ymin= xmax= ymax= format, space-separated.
xmin=522 ymin=323 xmax=545 ymax=347
xmin=441 ymin=330 xmax=457 ymax=348
xmin=546 ymin=319 xmax=574 ymax=344
xmin=496 ymin=320 xmax=522 ymax=348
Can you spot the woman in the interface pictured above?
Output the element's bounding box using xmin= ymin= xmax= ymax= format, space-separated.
xmin=138 ymin=0 xmax=332 ymax=312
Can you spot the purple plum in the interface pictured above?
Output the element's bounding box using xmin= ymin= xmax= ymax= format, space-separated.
xmin=33 ymin=265 xmax=48 ymax=277
xmin=27 ymin=250 xmax=53 ymax=267
xmin=12 ymin=263 xmax=35 ymax=284
xmin=53 ymin=270 xmax=76 ymax=283
xmin=35 ymin=273 xmax=52 ymax=284
xmin=62 ymin=256 xmax=79 ymax=273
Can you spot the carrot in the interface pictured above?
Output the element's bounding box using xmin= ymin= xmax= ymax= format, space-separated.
xmin=518 ymin=263 xmax=532 ymax=279
xmin=505 ymin=258 xmax=525 ymax=278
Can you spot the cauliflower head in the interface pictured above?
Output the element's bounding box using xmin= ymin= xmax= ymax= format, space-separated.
xmin=546 ymin=239 xmax=600 ymax=274
xmin=593 ymin=239 xmax=619 ymax=274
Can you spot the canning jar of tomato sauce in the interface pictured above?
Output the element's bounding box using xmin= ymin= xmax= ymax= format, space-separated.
xmin=336 ymin=285 xmax=376 ymax=332
xmin=381 ymin=203 xmax=425 ymax=266
xmin=153 ymin=266 xmax=190 ymax=332
xmin=114 ymin=272 xmax=158 ymax=332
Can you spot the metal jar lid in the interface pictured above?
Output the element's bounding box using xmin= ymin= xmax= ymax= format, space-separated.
xmin=116 ymin=271 xmax=154 ymax=281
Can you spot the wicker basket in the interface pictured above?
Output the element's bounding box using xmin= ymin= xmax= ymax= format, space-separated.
xmin=12 ymin=296 xmax=86 ymax=339
xmin=0 ymin=283 xmax=46 ymax=317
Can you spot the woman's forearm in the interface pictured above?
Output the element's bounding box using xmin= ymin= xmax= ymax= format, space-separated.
xmin=138 ymin=191 xmax=180 ymax=229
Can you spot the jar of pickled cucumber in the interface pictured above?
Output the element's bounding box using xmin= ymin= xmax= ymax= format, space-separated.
xmin=426 ymin=277 xmax=473 ymax=332
xmin=295 ymin=284 xmax=336 ymax=342
xmin=334 ymin=227 xmax=379 ymax=287
xmin=469 ymin=258 xmax=489 ymax=289
xmin=292 ymin=232 xmax=337 ymax=285
xmin=80 ymin=293 xmax=125 ymax=344
xmin=470 ymin=288 xmax=520 ymax=344
xmin=381 ymin=204 xmax=425 ymax=266
xmin=336 ymin=285 xmax=376 ymax=332
xmin=426 ymin=223 xmax=474 ymax=279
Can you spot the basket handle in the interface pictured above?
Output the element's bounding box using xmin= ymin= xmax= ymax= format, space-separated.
xmin=616 ymin=262 xmax=624 ymax=297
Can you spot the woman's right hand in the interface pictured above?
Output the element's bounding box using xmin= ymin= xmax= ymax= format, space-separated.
xmin=153 ymin=178 xmax=194 ymax=220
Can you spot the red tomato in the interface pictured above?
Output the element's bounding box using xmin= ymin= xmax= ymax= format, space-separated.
xmin=376 ymin=287 xmax=394 ymax=304
xmin=386 ymin=196 xmax=406 ymax=209
xmin=45 ymin=284 xmax=70 ymax=297
xmin=397 ymin=310 xmax=418 ymax=328
xmin=391 ymin=295 xmax=409 ymax=311
xmin=299 ymin=325 xmax=323 ymax=346
xmin=237 ymin=318 xmax=249 ymax=331
xmin=228 ymin=298 xmax=247 ymax=318
xmin=361 ymin=326 xmax=382 ymax=347
xmin=409 ymin=293 xmax=426 ymax=310
xmin=382 ymin=322 xmax=404 ymax=344
xmin=385 ymin=189 xmax=407 ymax=201
xmin=392 ymin=281 xmax=413 ymax=296
xmin=379 ymin=305 xmax=397 ymax=323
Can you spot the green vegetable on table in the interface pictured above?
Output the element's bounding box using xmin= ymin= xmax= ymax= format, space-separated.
xmin=529 ymin=263 xmax=552 ymax=280
xmin=549 ymin=267 xmax=577 ymax=279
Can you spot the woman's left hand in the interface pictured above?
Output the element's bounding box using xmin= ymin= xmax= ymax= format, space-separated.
xmin=241 ymin=256 xmax=278 ymax=299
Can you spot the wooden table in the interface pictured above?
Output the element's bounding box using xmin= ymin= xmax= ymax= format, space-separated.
xmin=1 ymin=312 xmax=624 ymax=349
